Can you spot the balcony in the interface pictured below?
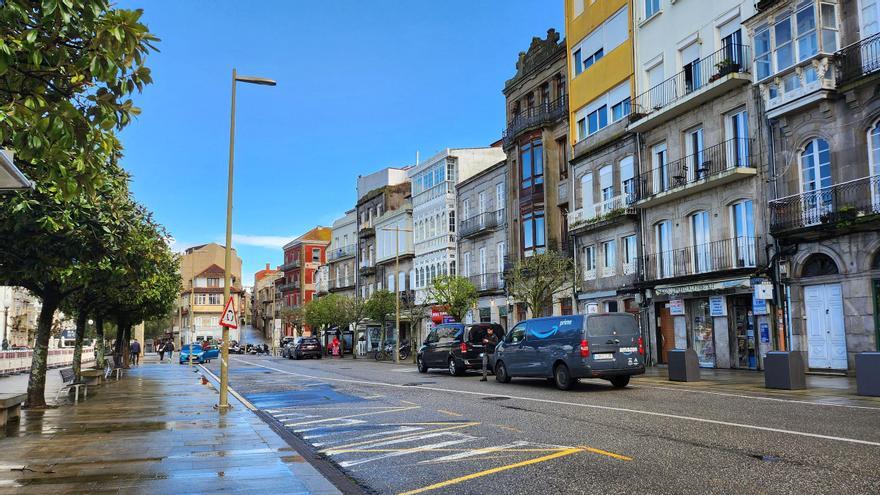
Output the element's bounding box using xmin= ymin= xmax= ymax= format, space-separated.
xmin=277 ymin=282 xmax=298 ymax=292
xmin=468 ymin=272 xmax=505 ymax=294
xmin=629 ymin=44 xmax=751 ymax=133
xmin=502 ymin=94 xmax=567 ymax=148
xmin=637 ymin=138 xmax=756 ymax=208
xmin=358 ymin=224 xmax=375 ymax=238
xmin=329 ymin=279 xmax=355 ymax=292
xmin=279 ymin=259 xmax=301 ymax=271
xmin=568 ymin=190 xmax=638 ymax=234
xmin=836 ymin=33 xmax=880 ymax=86
xmin=459 ymin=209 xmax=505 ymax=239
xmin=328 ymin=244 xmax=357 ymax=261
xmin=769 ymin=175 xmax=880 ymax=239
xmin=359 ymin=264 xmax=376 ymax=277
xmin=642 ymin=236 xmax=759 ymax=282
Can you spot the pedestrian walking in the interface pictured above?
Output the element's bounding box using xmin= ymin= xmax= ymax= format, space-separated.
xmin=480 ymin=327 xmax=499 ymax=382
xmin=165 ymin=340 xmax=175 ymax=361
xmin=330 ymin=336 xmax=341 ymax=358
xmin=157 ymin=341 xmax=165 ymax=362
xmin=130 ymin=339 xmax=141 ymax=366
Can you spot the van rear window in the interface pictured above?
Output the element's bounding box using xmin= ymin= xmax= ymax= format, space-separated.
xmin=586 ymin=314 xmax=638 ymax=337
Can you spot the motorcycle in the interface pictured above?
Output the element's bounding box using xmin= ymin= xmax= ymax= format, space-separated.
xmin=375 ymin=340 xmax=411 ymax=361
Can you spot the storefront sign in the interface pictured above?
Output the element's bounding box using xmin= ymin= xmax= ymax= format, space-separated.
xmin=708 ymin=296 xmax=727 ymax=316
xmin=759 ymin=322 xmax=770 ymax=344
xmin=668 ymin=299 xmax=685 ymax=316
xmin=752 ymin=296 xmax=768 ymax=315
xmin=655 ymin=278 xmax=751 ymax=296
xmin=754 ymin=283 xmax=774 ymax=300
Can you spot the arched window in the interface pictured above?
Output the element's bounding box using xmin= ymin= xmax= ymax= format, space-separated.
xmin=801 ymin=253 xmax=839 ymax=277
xmin=871 ymin=249 xmax=880 ymax=270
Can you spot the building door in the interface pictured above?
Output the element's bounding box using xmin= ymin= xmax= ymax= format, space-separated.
xmin=656 ymin=303 xmax=675 ymax=364
xmin=873 ymin=280 xmax=880 ymax=351
xmin=804 ymin=284 xmax=847 ymax=370
xmin=731 ymin=296 xmax=757 ymax=369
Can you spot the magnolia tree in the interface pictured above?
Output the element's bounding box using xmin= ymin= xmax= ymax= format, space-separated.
xmin=426 ymin=275 xmax=477 ymax=323
xmin=505 ymin=251 xmax=577 ymax=318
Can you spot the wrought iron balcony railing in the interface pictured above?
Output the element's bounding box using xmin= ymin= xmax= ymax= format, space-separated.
xmin=502 ymin=94 xmax=567 ymax=147
xmin=642 ymin=236 xmax=758 ymax=281
xmin=329 ymin=278 xmax=355 ymax=290
xmin=631 ymin=44 xmax=751 ymax=119
xmin=568 ymin=190 xmax=638 ymax=231
xmin=328 ymin=244 xmax=357 ymax=261
xmin=769 ymin=175 xmax=880 ymax=232
xmin=277 ymin=282 xmax=298 ymax=292
xmin=836 ymin=32 xmax=880 ymax=84
xmin=468 ymin=272 xmax=504 ymax=293
xmin=279 ymin=259 xmax=301 ymax=271
xmin=638 ymin=138 xmax=753 ymax=201
xmin=459 ymin=209 xmax=505 ymax=238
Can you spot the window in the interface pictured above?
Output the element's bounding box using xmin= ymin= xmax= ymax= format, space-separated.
xmin=583 ymin=245 xmax=596 ymax=273
xmin=755 ymin=2 xmax=837 ymax=82
xmin=573 ymin=49 xmax=584 ymax=76
xmin=571 ymin=7 xmax=628 ymax=78
xmin=801 ymin=253 xmax=838 ymax=277
xmin=479 ymin=247 xmax=486 ymax=277
xmin=196 ymin=293 xmax=207 ymax=305
xmin=680 ymin=42 xmax=702 ymax=93
xmin=449 ymin=210 xmax=455 ymax=233
xmin=312 ymin=248 xmax=321 ymax=262
xmin=387 ymin=273 xmax=395 ymax=292
xmin=521 ymin=209 xmax=546 ymax=257
xmin=731 ymin=200 xmax=756 ymax=267
xmin=611 ymin=98 xmax=631 ymax=122
xmin=580 ymin=172 xmax=594 ymax=215
xmin=645 ymin=0 xmax=660 ymax=19
xmin=797 ymin=3 xmax=818 ymax=62
xmin=588 ymin=105 xmax=608 ymax=135
xmin=620 ymin=156 xmax=636 ymax=203
xmin=604 ymin=301 xmax=619 ymax=313
xmin=575 ymin=82 xmax=629 ymax=140
xmin=577 ymin=118 xmax=587 ymax=140
xmin=655 ymin=220 xmax=672 ymax=278
xmin=685 ymin=126 xmax=704 ymax=180
xmin=520 ymin=138 xmax=543 ymax=189
xmin=557 ymin=137 xmax=568 ymax=180
xmin=463 ymin=252 xmax=471 ymax=278
xmin=603 ymin=240 xmax=616 ymax=269
xmin=208 ymin=293 xmax=222 ymax=305
xmin=691 ymin=211 xmax=711 ymax=273
xmin=869 ymin=120 xmax=880 ymax=204
xmin=573 ymin=0 xmax=584 ymax=18
xmin=495 ymin=182 xmax=505 ymax=209
xmin=800 ymin=138 xmax=833 ymax=222
xmin=755 ymin=26 xmax=772 ymax=80
xmin=652 ymin=142 xmax=668 ymax=194
xmin=507 ymin=323 xmax=526 ymax=344
xmin=728 ymin=110 xmax=750 ymax=167
xmin=478 ymin=191 xmax=487 ymax=215
xmin=497 ymin=242 xmax=505 ymax=275
xmin=207 ymin=277 xmax=220 ymax=287
xmin=623 ymin=235 xmax=637 ymax=269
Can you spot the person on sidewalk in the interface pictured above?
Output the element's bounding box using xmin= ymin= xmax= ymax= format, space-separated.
xmin=165 ymin=340 xmax=175 ymax=361
xmin=330 ymin=336 xmax=341 ymax=358
xmin=480 ymin=327 xmax=499 ymax=382
xmin=158 ymin=341 xmax=165 ymax=362
xmin=130 ymin=339 xmax=141 ymax=366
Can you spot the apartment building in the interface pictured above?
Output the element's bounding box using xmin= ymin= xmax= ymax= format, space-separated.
xmin=177 ymin=243 xmax=244 ymax=342
xmin=502 ymin=29 xmax=570 ymax=322
xmin=375 ymin=201 xmax=415 ymax=342
xmin=456 ymin=160 xmax=510 ymax=327
xmin=356 ymin=170 xmax=410 ymax=301
xmin=328 ymin=210 xmax=357 ymax=298
xmin=252 ymin=263 xmax=281 ymax=339
xmin=279 ymin=227 xmax=331 ymax=336
xmin=746 ymin=0 xmax=880 ymax=371
xmin=629 ymin=0 xmax=774 ymax=370
xmin=565 ymin=0 xmax=640 ymax=318
xmin=0 ymin=286 xmax=40 ymax=348
xmin=411 ymin=148 xmax=505 ymax=324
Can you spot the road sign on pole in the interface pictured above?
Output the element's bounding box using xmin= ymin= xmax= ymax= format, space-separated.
xmin=220 ymin=297 xmax=238 ymax=329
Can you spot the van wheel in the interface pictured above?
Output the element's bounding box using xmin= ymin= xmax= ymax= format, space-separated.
xmin=554 ymin=364 xmax=575 ymax=391
xmin=417 ymin=356 xmax=428 ymax=373
xmin=610 ymin=376 xmax=630 ymax=388
xmin=494 ymin=362 xmax=511 ymax=383
xmin=448 ymin=358 xmax=464 ymax=376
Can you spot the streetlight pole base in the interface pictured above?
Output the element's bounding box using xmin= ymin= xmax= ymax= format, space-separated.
xmin=214 ymin=403 xmax=232 ymax=411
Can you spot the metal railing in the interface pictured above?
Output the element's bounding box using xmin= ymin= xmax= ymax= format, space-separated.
xmin=277 ymin=282 xmax=298 ymax=292
xmin=769 ymin=175 xmax=880 ymax=232
xmin=502 ymin=94 xmax=567 ymax=147
xmin=459 ymin=209 xmax=505 ymax=238
xmin=279 ymin=259 xmax=301 ymax=271
xmin=631 ymin=44 xmax=751 ymax=118
xmin=638 ymin=138 xmax=753 ymax=200
xmin=328 ymin=244 xmax=357 ymax=261
xmin=568 ymin=190 xmax=638 ymax=230
xmin=836 ymin=32 xmax=880 ymax=84
xmin=468 ymin=272 xmax=504 ymax=292
xmin=642 ymin=236 xmax=758 ymax=281
xmin=329 ymin=279 xmax=355 ymax=290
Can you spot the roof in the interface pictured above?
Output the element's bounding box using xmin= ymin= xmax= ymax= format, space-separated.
xmin=282 ymin=226 xmax=331 ymax=250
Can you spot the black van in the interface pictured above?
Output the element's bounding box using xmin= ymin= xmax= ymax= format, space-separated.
xmin=417 ymin=323 xmax=506 ymax=375
xmin=492 ymin=313 xmax=644 ymax=390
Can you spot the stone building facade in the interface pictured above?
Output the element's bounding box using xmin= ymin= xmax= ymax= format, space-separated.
xmin=328 ymin=210 xmax=357 ymax=298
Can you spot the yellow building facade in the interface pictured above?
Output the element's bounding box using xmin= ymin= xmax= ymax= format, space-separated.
xmin=176 ymin=243 xmax=244 ymax=343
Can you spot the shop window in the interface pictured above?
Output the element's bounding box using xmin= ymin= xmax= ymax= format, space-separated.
xmin=801 ymin=253 xmax=839 ymax=277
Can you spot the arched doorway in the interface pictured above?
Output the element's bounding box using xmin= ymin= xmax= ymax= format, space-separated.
xmin=800 ymin=253 xmax=846 ymax=369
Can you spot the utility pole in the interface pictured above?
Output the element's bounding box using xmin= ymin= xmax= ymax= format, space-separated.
xmin=380 ymin=225 xmax=412 ymax=364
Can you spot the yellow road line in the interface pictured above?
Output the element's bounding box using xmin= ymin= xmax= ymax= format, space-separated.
xmin=322 ymin=422 xmax=479 ymax=452
xmin=396 ymin=447 xmax=582 ymax=495
xmin=581 ymin=446 xmax=633 ymax=461
xmin=492 ymin=424 xmax=523 ymax=433
xmin=436 ymin=409 xmax=463 ymax=417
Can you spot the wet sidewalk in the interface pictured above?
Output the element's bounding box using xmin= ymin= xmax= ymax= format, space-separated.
xmin=0 ymin=362 xmax=342 ymax=494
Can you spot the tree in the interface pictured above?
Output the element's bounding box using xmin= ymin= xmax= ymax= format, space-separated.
xmin=426 ymin=275 xmax=477 ymax=323
xmin=280 ymin=307 xmax=303 ymax=337
xmin=505 ymin=251 xmax=577 ymax=318
xmin=365 ymin=290 xmax=395 ymax=346
xmin=335 ymin=296 xmax=366 ymax=358
xmin=399 ymin=291 xmax=428 ymax=363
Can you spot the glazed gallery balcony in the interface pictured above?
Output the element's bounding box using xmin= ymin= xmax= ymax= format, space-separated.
xmin=836 ymin=32 xmax=880 ymax=85
xmin=769 ymin=175 xmax=880 ymax=238
xmin=502 ymin=94 xmax=567 ymax=148
xmin=459 ymin=209 xmax=505 ymax=239
xmin=643 ymin=236 xmax=759 ymax=282
xmin=637 ymin=138 xmax=756 ymax=208
xmin=629 ymin=44 xmax=752 ymax=132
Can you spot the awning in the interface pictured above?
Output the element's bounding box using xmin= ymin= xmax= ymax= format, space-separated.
xmin=0 ymin=150 xmax=33 ymax=191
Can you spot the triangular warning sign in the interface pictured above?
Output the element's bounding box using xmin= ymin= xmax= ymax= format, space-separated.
xmin=219 ymin=296 xmax=238 ymax=329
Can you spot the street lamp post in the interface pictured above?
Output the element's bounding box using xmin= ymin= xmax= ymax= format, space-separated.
xmin=220 ymin=68 xmax=276 ymax=411
xmin=380 ymin=226 xmax=412 ymax=364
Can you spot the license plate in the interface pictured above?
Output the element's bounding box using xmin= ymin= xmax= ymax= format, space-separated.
xmin=619 ymin=347 xmax=638 ymax=354
xmin=593 ymin=353 xmax=614 ymax=361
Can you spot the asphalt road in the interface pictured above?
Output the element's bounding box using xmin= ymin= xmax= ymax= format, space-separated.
xmin=206 ymin=355 xmax=880 ymax=495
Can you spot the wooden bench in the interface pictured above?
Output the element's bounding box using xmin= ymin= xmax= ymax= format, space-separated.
xmin=0 ymin=393 xmax=26 ymax=429
xmin=54 ymin=368 xmax=88 ymax=404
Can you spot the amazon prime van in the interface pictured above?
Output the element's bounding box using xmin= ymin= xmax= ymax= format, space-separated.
xmin=492 ymin=313 xmax=644 ymax=390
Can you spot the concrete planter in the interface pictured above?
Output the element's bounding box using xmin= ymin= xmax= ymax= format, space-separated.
xmin=764 ymin=351 xmax=806 ymax=390
xmin=668 ymin=349 xmax=700 ymax=382
xmin=855 ymin=352 xmax=880 ymax=397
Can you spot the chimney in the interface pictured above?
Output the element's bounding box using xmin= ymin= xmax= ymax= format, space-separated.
xmin=265 ymin=263 xmax=270 ymax=270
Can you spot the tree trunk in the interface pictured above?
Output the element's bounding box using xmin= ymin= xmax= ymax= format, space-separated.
xmin=121 ymin=323 xmax=131 ymax=369
xmin=25 ymin=291 xmax=61 ymax=409
xmin=72 ymin=310 xmax=87 ymax=379
xmin=95 ymin=316 xmax=105 ymax=368
xmin=113 ymin=321 xmax=124 ymax=367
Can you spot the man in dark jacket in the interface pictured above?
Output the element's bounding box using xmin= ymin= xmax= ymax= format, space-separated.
xmin=165 ymin=340 xmax=175 ymax=361
xmin=480 ymin=327 xmax=499 ymax=382
xmin=130 ymin=339 xmax=141 ymax=366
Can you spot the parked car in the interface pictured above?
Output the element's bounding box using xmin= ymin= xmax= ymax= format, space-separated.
xmin=492 ymin=313 xmax=644 ymax=390
xmin=179 ymin=343 xmax=220 ymax=364
xmin=285 ymin=337 xmax=322 ymax=360
xmin=417 ymin=323 xmax=506 ymax=375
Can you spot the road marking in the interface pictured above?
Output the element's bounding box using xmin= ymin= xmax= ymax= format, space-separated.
xmin=284 ymin=406 xmax=419 ymax=427
xmin=581 ymin=446 xmax=633 ymax=461
xmin=396 ymin=447 xmax=582 ymax=495
xmin=436 ymin=409 xmax=462 ymax=417
xmin=310 ymin=426 xmax=425 ymax=446
xmin=325 ymin=431 xmax=475 ymax=455
xmin=322 ymin=423 xmax=480 ymax=452
xmin=289 ymin=418 xmax=366 ymax=432
xmin=420 ymin=441 xmax=532 ymax=463
xmin=392 ymin=368 xmax=420 ymax=373
xmin=492 ymin=424 xmax=523 ymax=433
xmin=198 ymin=364 xmax=257 ymax=411
xmin=233 ymin=359 xmax=880 ymax=448
xmin=634 ymin=383 xmax=880 ymax=411
xmin=362 ymin=395 xmax=385 ymax=399
xmin=338 ymin=438 xmax=475 ymax=468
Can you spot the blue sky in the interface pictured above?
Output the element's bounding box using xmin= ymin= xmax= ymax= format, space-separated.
xmin=117 ymin=1 xmax=563 ymax=284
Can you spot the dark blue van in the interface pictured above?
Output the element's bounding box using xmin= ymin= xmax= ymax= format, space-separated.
xmin=492 ymin=313 xmax=644 ymax=390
